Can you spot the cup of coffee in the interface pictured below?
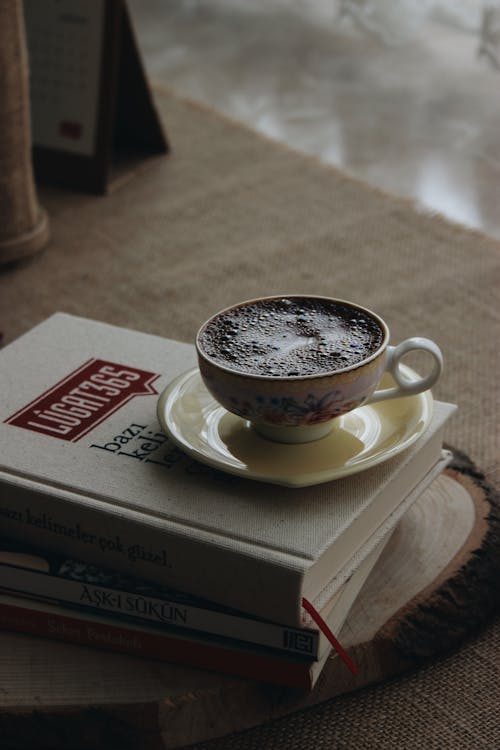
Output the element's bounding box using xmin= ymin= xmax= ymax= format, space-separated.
xmin=196 ymin=295 xmax=443 ymax=443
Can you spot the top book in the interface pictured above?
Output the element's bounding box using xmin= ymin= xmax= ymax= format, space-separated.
xmin=0 ymin=314 xmax=455 ymax=626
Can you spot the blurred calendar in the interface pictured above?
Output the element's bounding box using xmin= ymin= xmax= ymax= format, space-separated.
xmin=23 ymin=0 xmax=168 ymax=193
xmin=24 ymin=0 xmax=105 ymax=157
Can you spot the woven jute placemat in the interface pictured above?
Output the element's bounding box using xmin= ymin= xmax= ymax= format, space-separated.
xmin=1 ymin=87 xmax=499 ymax=749
xmin=1 ymin=86 xmax=499 ymax=489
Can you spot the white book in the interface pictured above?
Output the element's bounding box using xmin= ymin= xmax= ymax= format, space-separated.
xmin=0 ymin=314 xmax=455 ymax=627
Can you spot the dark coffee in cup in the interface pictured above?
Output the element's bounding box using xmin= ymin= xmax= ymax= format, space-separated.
xmin=198 ymin=297 xmax=385 ymax=378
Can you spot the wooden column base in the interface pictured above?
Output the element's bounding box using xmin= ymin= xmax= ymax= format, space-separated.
xmin=0 ymin=452 xmax=498 ymax=749
xmin=0 ymin=209 xmax=50 ymax=266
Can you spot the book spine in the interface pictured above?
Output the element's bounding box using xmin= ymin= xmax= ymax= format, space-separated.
xmin=0 ymin=597 xmax=313 ymax=689
xmin=0 ymin=415 xmax=450 ymax=627
xmin=0 ymin=476 xmax=304 ymax=626
xmin=0 ymin=564 xmax=319 ymax=658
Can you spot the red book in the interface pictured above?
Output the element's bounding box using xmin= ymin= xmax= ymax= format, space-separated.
xmin=0 ymin=593 xmax=321 ymax=689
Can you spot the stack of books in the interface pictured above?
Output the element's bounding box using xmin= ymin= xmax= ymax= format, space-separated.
xmin=0 ymin=314 xmax=455 ymax=688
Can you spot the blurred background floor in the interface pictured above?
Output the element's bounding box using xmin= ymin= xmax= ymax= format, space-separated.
xmin=129 ymin=0 xmax=500 ymax=241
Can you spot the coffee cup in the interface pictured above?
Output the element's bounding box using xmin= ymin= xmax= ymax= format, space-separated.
xmin=195 ymin=295 xmax=443 ymax=444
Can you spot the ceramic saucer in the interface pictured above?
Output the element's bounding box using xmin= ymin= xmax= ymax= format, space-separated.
xmin=157 ymin=366 xmax=433 ymax=488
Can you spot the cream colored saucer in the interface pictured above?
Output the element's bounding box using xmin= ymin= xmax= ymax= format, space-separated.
xmin=157 ymin=367 xmax=433 ymax=488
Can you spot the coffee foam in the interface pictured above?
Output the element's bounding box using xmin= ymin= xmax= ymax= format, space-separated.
xmin=199 ymin=298 xmax=384 ymax=377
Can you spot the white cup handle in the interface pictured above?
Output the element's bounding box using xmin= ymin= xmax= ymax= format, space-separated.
xmin=367 ymin=337 xmax=443 ymax=404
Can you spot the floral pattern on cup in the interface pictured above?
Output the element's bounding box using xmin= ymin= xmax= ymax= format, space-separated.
xmin=225 ymin=390 xmax=364 ymax=426
xmin=198 ymin=352 xmax=384 ymax=429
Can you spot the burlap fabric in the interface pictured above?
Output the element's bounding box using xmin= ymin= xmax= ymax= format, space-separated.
xmin=1 ymin=88 xmax=499 ymax=748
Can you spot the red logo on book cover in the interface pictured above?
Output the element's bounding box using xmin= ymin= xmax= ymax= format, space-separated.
xmin=5 ymin=359 xmax=160 ymax=442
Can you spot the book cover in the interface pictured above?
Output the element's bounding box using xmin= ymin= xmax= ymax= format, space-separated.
xmin=0 ymin=313 xmax=456 ymax=626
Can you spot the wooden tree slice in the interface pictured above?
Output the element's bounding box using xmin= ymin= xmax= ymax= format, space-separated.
xmin=0 ymin=453 xmax=498 ymax=749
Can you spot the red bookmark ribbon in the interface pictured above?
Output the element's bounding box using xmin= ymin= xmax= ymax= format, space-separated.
xmin=302 ymin=597 xmax=358 ymax=676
